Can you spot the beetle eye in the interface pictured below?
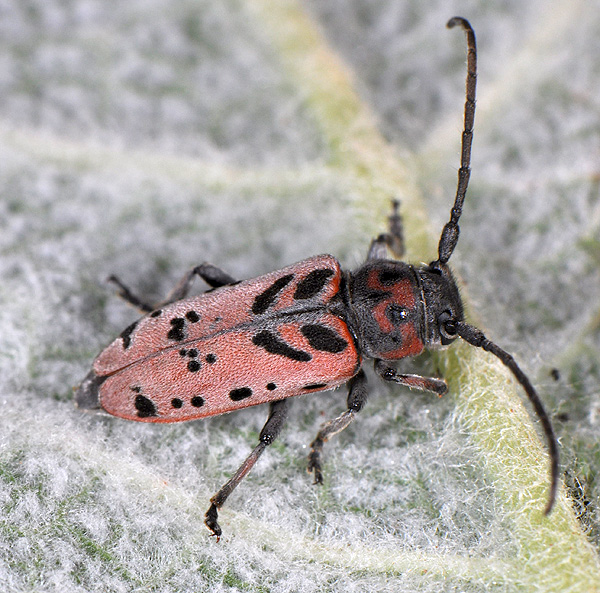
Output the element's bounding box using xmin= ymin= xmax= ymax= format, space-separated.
xmin=443 ymin=320 xmax=457 ymax=336
xmin=439 ymin=311 xmax=458 ymax=341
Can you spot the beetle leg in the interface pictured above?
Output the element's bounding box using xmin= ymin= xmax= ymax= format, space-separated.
xmin=308 ymin=369 xmax=368 ymax=484
xmin=192 ymin=263 xmax=238 ymax=289
xmin=160 ymin=263 xmax=237 ymax=304
xmin=106 ymin=274 xmax=154 ymax=313
xmin=367 ymin=199 xmax=404 ymax=260
xmin=204 ymin=399 xmax=288 ymax=540
xmin=106 ymin=275 xmax=154 ymax=313
xmin=107 ymin=263 xmax=238 ymax=312
xmin=374 ymin=359 xmax=448 ymax=395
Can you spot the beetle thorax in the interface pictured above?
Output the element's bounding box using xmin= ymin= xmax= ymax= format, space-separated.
xmin=347 ymin=260 xmax=425 ymax=360
xmin=347 ymin=260 xmax=463 ymax=360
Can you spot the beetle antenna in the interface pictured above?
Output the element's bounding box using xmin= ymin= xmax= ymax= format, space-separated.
xmin=437 ymin=17 xmax=477 ymax=265
xmin=455 ymin=321 xmax=559 ymax=515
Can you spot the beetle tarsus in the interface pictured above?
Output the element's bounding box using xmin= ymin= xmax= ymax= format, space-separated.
xmin=307 ymin=371 xmax=367 ymax=483
xmin=307 ymin=409 xmax=356 ymax=484
xmin=367 ymin=199 xmax=405 ymax=261
xmin=205 ymin=503 xmax=222 ymax=541
xmin=307 ymin=443 xmax=325 ymax=484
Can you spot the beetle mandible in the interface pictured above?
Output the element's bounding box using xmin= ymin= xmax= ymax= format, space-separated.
xmin=75 ymin=17 xmax=559 ymax=539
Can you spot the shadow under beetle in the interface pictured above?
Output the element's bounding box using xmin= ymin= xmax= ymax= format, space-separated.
xmin=75 ymin=17 xmax=559 ymax=539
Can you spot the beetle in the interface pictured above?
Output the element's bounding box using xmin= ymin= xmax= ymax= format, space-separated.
xmin=75 ymin=17 xmax=558 ymax=539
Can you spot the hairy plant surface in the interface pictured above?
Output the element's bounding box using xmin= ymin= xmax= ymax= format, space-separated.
xmin=1 ymin=1 xmax=599 ymax=591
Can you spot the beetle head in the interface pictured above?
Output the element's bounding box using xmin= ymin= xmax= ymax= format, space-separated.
xmin=418 ymin=261 xmax=463 ymax=349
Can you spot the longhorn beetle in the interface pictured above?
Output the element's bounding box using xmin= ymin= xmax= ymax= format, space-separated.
xmin=76 ymin=17 xmax=559 ymax=539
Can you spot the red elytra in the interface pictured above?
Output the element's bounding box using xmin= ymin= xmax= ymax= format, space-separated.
xmin=91 ymin=255 xmax=360 ymax=423
xmin=75 ymin=18 xmax=559 ymax=540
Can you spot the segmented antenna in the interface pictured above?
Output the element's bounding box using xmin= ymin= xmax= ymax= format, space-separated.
xmin=438 ymin=18 xmax=558 ymax=515
xmin=437 ymin=17 xmax=477 ymax=265
xmin=455 ymin=322 xmax=559 ymax=515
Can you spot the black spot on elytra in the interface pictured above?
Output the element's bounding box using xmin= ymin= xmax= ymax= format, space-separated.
xmin=301 ymin=324 xmax=348 ymax=353
xmin=378 ymin=269 xmax=403 ymax=286
xmin=171 ymin=398 xmax=183 ymax=409
xmin=303 ymin=383 xmax=327 ymax=390
xmin=120 ymin=321 xmax=138 ymax=349
xmin=167 ymin=317 xmax=186 ymax=341
xmin=135 ymin=394 xmax=157 ymax=418
xmin=179 ymin=349 xmax=187 ymax=356
xmin=191 ymin=396 xmax=204 ymax=407
xmin=252 ymin=330 xmax=311 ymax=362
xmin=186 ymin=310 xmax=200 ymax=323
xmin=266 ymin=382 xmax=277 ymax=390
xmin=229 ymin=387 xmax=252 ymax=401
xmin=293 ymin=269 xmax=335 ymax=300
xmin=205 ymin=353 xmax=216 ymax=364
xmin=252 ymin=274 xmax=294 ymax=315
xmin=188 ymin=360 xmax=201 ymax=372
xmin=150 ymin=309 xmax=162 ymax=318
xmin=188 ymin=349 xmax=198 ymax=358
xmin=130 ymin=386 xmax=142 ymax=393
